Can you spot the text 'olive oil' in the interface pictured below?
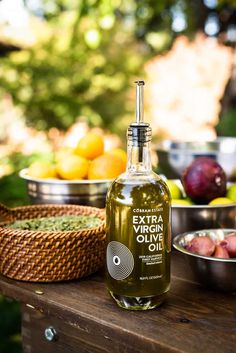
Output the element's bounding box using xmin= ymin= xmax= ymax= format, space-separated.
xmin=106 ymin=80 xmax=171 ymax=310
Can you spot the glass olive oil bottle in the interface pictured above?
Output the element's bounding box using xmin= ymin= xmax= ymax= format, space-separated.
xmin=106 ymin=81 xmax=171 ymax=310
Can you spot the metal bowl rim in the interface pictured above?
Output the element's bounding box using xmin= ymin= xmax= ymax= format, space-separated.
xmin=19 ymin=169 xmax=113 ymax=185
xmin=171 ymin=203 xmax=236 ymax=209
xmin=155 ymin=137 xmax=236 ymax=153
xmin=173 ymin=228 xmax=236 ymax=263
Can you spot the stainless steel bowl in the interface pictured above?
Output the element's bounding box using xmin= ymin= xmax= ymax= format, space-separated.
xmin=156 ymin=137 xmax=236 ymax=180
xmin=20 ymin=169 xmax=112 ymax=208
xmin=173 ymin=229 xmax=236 ymax=292
xmin=170 ymin=179 xmax=236 ymax=237
xmin=172 ymin=203 xmax=236 ymax=237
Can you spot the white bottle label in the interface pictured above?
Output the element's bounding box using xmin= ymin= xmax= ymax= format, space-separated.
xmin=132 ymin=207 xmax=168 ymax=281
xmin=106 ymin=206 xmax=170 ymax=284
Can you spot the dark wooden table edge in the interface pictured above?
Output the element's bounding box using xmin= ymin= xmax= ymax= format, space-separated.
xmin=0 ymin=274 xmax=187 ymax=353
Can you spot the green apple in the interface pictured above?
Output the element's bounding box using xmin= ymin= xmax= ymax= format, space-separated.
xmin=226 ymin=184 xmax=236 ymax=203
xmin=209 ymin=197 xmax=233 ymax=205
xmin=165 ymin=180 xmax=182 ymax=200
xmin=171 ymin=199 xmax=193 ymax=206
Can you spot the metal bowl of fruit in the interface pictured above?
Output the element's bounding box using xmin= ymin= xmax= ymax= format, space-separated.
xmin=173 ymin=229 xmax=236 ymax=292
xmin=19 ymin=132 xmax=127 ymax=208
xmin=19 ymin=169 xmax=112 ymax=208
xmin=156 ymin=137 xmax=236 ymax=181
xmin=166 ymin=157 xmax=236 ymax=237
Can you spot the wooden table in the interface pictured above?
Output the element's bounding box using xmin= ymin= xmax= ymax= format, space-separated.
xmin=0 ymin=252 xmax=235 ymax=353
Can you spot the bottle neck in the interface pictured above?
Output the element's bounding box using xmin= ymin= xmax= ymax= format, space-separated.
xmin=126 ymin=140 xmax=152 ymax=173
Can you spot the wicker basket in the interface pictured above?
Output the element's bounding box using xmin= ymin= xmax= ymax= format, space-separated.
xmin=0 ymin=203 xmax=106 ymax=282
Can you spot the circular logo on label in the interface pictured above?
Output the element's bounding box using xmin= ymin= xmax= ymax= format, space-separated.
xmin=106 ymin=241 xmax=134 ymax=280
xmin=113 ymin=255 xmax=121 ymax=265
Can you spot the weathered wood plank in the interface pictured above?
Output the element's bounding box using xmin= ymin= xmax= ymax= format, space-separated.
xmin=0 ymin=252 xmax=235 ymax=353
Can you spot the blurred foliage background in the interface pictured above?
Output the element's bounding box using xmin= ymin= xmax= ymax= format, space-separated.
xmin=0 ymin=0 xmax=236 ymax=135
xmin=0 ymin=0 xmax=186 ymax=134
xmin=0 ymin=1 xmax=236 ymax=352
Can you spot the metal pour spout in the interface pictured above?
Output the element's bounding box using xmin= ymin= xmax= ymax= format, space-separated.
xmin=135 ymin=80 xmax=145 ymax=124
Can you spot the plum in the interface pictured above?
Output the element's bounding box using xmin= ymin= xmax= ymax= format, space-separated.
xmin=186 ymin=236 xmax=215 ymax=256
xmin=181 ymin=157 xmax=227 ymax=204
xmin=220 ymin=233 xmax=236 ymax=257
xmin=213 ymin=245 xmax=229 ymax=259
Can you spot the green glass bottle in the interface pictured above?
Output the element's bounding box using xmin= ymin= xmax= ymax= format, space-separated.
xmin=106 ymin=80 xmax=171 ymax=310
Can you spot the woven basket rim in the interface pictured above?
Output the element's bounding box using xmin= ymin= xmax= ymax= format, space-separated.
xmin=0 ymin=203 xmax=105 ymax=236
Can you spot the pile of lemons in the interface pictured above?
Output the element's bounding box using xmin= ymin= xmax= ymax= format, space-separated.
xmin=166 ymin=180 xmax=236 ymax=206
xmin=27 ymin=132 xmax=127 ymax=180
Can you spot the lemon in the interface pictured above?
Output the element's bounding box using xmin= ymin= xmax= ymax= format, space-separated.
xmin=55 ymin=147 xmax=75 ymax=162
xmin=226 ymin=184 xmax=236 ymax=202
xmin=171 ymin=199 xmax=193 ymax=206
xmin=57 ymin=155 xmax=89 ymax=180
xmin=107 ymin=148 xmax=127 ymax=170
xmin=88 ymin=153 xmax=125 ymax=180
xmin=209 ymin=197 xmax=233 ymax=205
xmin=165 ymin=180 xmax=182 ymax=199
xmin=75 ymin=132 xmax=104 ymax=160
xmin=28 ymin=162 xmax=57 ymax=179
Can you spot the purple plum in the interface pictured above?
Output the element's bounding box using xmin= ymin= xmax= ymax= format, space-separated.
xmin=220 ymin=233 xmax=236 ymax=257
xmin=213 ymin=245 xmax=230 ymax=258
xmin=186 ymin=236 xmax=215 ymax=256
